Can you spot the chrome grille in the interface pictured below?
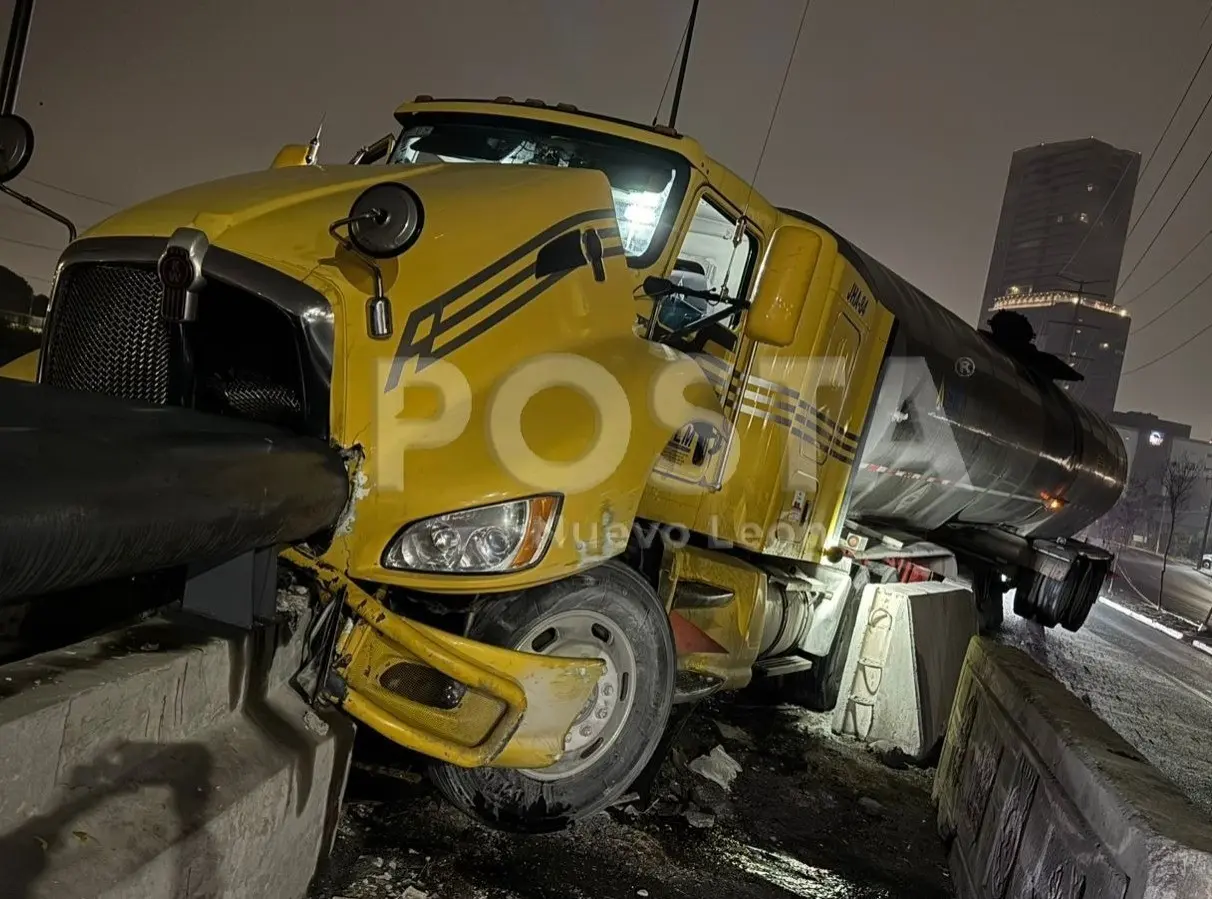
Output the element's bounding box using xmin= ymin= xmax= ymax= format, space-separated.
xmin=42 ymin=263 xmax=170 ymax=404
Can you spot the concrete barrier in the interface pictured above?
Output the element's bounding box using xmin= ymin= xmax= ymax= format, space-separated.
xmin=832 ymin=580 xmax=977 ymax=760
xmin=0 ymin=600 xmax=354 ymax=899
xmin=935 ymin=638 xmax=1212 ymax=898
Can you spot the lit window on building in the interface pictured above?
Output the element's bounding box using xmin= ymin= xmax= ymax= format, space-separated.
xmin=1079 ymin=212 xmax=1090 ymax=223
xmin=1086 ymin=183 xmax=1096 ymax=192
xmin=1100 ymin=341 xmax=1110 ymax=349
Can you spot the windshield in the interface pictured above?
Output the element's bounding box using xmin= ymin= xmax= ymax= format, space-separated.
xmin=388 ymin=113 xmax=690 ymax=264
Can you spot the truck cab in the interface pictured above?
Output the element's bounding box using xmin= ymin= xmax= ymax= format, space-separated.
xmin=2 ymin=96 xmax=1126 ymax=832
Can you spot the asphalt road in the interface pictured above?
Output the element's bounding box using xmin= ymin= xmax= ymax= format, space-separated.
xmin=1112 ymin=546 xmax=1212 ymax=624
xmin=1000 ymin=593 xmax=1212 ymax=816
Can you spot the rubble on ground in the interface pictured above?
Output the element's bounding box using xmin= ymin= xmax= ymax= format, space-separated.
xmin=310 ymin=697 xmax=953 ymax=898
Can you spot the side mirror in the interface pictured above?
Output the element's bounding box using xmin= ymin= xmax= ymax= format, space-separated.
xmin=0 ymin=114 xmax=34 ymax=184
xmin=271 ymin=144 xmax=312 ymax=169
xmin=744 ymin=226 xmax=833 ymax=347
xmin=643 ymin=275 xmax=675 ymax=297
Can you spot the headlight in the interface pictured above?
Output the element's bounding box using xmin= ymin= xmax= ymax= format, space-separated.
xmin=382 ymin=496 xmax=561 ymax=574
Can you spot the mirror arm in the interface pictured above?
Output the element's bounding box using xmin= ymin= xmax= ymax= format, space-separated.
xmin=0 ymin=183 xmax=76 ymax=242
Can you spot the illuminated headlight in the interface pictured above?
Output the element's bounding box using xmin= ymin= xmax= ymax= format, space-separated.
xmin=382 ymin=496 xmax=561 ymax=574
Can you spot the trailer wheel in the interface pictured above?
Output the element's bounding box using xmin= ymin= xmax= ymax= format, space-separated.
xmin=430 ymin=561 xmax=675 ymax=833
xmin=972 ymin=566 xmax=1005 ymax=633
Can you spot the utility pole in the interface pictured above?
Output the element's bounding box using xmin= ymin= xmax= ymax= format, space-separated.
xmin=1055 ymin=274 xmax=1111 ymax=298
xmin=1199 ymin=464 xmax=1212 ymax=566
xmin=0 ymin=0 xmax=35 ymax=116
xmin=668 ymin=0 xmax=700 ymax=130
xmin=1053 ymin=273 xmax=1112 ymax=377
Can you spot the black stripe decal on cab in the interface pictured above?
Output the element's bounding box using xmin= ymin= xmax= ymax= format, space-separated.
xmin=386 ymin=207 xmax=615 ymax=390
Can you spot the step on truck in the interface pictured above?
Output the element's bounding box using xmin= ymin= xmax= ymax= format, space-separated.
xmin=0 ymin=96 xmax=1128 ymax=831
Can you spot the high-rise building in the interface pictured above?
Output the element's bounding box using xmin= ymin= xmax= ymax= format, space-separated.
xmin=981 ymin=138 xmax=1141 ymax=319
xmin=990 ymin=292 xmax=1130 ymax=417
xmin=979 ymin=138 xmax=1140 ymax=417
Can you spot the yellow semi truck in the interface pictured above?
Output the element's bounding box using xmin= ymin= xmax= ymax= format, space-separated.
xmin=1 ymin=97 xmax=1127 ymax=831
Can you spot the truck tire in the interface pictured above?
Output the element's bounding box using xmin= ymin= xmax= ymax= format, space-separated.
xmin=430 ymin=561 xmax=675 ymax=833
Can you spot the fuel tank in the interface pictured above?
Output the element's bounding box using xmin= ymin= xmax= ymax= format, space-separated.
xmin=783 ymin=211 xmax=1128 ymax=540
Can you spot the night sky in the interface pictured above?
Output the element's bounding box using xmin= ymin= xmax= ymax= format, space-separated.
xmin=1 ymin=0 xmax=1209 ymax=432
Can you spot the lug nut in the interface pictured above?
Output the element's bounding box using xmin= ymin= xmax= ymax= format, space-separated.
xmin=580 ymin=724 xmax=593 ymax=737
xmin=602 ymin=684 xmax=613 ymax=696
xmin=595 ymin=708 xmax=608 ymax=720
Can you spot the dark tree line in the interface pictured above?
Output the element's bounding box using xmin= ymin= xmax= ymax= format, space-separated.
xmin=0 ymin=265 xmax=46 ymax=316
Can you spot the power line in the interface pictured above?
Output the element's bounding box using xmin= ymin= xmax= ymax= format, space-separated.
xmin=1128 ymin=264 xmax=1212 ymax=333
xmin=0 ymin=201 xmax=44 ymax=220
xmin=1123 ymin=317 xmax=1212 ymax=374
xmin=1061 ymin=28 xmax=1212 ymax=277
xmin=20 ymin=177 xmax=116 ymax=207
xmin=1125 ymin=78 xmax=1212 ymax=243
xmin=741 ymin=0 xmax=812 ymax=217
xmin=1118 ymin=225 xmax=1212 ymax=305
xmin=1119 ymin=139 xmax=1212 ymax=289
xmin=0 ymin=233 xmax=63 ymax=252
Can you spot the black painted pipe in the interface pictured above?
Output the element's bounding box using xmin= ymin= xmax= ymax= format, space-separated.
xmin=0 ymin=379 xmax=350 ymax=602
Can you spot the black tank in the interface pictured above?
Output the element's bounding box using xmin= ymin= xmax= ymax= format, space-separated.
xmin=781 ymin=209 xmax=1127 ymax=540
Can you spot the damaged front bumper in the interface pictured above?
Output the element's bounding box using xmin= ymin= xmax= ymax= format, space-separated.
xmin=327 ymin=580 xmax=605 ymax=769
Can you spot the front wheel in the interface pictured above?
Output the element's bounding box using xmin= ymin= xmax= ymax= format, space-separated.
xmin=430 ymin=561 xmax=675 ymax=833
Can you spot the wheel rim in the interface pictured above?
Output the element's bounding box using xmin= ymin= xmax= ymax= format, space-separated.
xmin=514 ymin=608 xmax=638 ymax=781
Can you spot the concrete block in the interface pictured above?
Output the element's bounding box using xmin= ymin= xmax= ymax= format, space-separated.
xmin=935 ymin=637 xmax=1212 ymax=899
xmin=0 ymin=608 xmax=354 ymax=899
xmin=0 ymin=616 xmax=246 ymax=831
xmin=832 ymin=580 xmax=977 ymax=760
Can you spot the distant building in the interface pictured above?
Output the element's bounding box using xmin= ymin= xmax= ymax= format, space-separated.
xmin=1104 ymin=412 xmax=1212 ymax=556
xmin=989 ymin=292 xmax=1130 ymax=417
xmin=980 ymin=138 xmax=1141 ymax=320
xmin=979 ymin=138 xmax=1140 ymax=417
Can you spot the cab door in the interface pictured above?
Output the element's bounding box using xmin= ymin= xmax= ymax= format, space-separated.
xmin=643 ymin=191 xmax=761 ymax=488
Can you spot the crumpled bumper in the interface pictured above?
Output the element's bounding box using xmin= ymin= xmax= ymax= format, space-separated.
xmin=332 ymin=583 xmax=605 ymax=769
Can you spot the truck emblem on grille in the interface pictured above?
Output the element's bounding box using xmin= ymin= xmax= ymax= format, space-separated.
xmin=158 ymin=227 xmax=209 ymax=323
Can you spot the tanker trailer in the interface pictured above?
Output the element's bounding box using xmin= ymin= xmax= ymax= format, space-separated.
xmin=782 ymin=210 xmax=1128 ymax=632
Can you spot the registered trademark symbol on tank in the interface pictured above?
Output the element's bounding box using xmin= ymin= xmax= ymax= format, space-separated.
xmin=955 ymin=357 xmax=975 ymax=377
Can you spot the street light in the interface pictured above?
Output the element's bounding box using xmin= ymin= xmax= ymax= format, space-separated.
xmin=1198 ymin=465 xmax=1212 ymax=567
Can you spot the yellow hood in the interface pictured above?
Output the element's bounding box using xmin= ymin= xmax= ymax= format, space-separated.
xmin=82 ymin=162 xmax=615 ymax=282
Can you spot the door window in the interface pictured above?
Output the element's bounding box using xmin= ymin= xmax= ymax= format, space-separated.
xmin=654 ymin=195 xmax=758 ymax=348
